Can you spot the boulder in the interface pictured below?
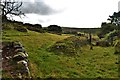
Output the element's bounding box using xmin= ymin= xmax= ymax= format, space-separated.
xmin=13 ymin=52 xmax=27 ymax=62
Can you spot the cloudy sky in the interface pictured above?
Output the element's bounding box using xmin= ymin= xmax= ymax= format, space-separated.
xmin=12 ymin=0 xmax=119 ymax=28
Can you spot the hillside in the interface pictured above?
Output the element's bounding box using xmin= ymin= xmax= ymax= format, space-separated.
xmin=2 ymin=28 xmax=119 ymax=79
xmin=1 ymin=1 xmax=120 ymax=79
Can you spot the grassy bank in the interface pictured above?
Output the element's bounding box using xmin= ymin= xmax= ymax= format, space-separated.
xmin=2 ymin=30 xmax=118 ymax=78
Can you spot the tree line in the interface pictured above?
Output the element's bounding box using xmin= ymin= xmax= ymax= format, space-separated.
xmin=98 ymin=11 xmax=120 ymax=39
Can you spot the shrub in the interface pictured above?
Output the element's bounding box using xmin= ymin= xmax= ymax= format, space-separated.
xmin=64 ymin=36 xmax=88 ymax=47
xmin=2 ymin=23 xmax=14 ymax=30
xmin=33 ymin=24 xmax=42 ymax=29
xmin=26 ymin=25 xmax=45 ymax=33
xmin=100 ymin=30 xmax=120 ymax=45
xmin=15 ymin=26 xmax=28 ymax=32
xmin=114 ymin=40 xmax=120 ymax=54
xmin=49 ymin=42 xmax=76 ymax=56
xmin=98 ymin=23 xmax=117 ymax=39
xmin=105 ymin=30 xmax=120 ymax=40
xmin=96 ymin=40 xmax=111 ymax=47
xmin=101 ymin=23 xmax=116 ymax=35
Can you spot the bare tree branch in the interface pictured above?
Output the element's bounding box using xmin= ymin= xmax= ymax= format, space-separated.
xmin=0 ymin=0 xmax=24 ymax=21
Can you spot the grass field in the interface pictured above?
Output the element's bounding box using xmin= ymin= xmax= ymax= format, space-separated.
xmin=2 ymin=29 xmax=119 ymax=78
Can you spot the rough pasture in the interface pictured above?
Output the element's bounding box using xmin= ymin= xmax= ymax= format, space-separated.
xmin=2 ymin=30 xmax=119 ymax=78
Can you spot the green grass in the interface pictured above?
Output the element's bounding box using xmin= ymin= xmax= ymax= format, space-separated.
xmin=2 ymin=29 xmax=119 ymax=78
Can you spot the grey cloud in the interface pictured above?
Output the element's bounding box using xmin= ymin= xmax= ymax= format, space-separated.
xmin=21 ymin=0 xmax=61 ymax=15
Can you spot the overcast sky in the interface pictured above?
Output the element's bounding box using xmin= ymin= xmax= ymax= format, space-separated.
xmin=11 ymin=0 xmax=119 ymax=28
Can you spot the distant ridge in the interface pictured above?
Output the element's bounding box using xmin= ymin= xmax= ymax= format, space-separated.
xmin=62 ymin=27 xmax=100 ymax=34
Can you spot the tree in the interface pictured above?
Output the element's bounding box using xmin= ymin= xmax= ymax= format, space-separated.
xmin=98 ymin=22 xmax=116 ymax=39
xmin=98 ymin=11 xmax=120 ymax=39
xmin=47 ymin=25 xmax=62 ymax=34
xmin=0 ymin=0 xmax=24 ymax=22
xmin=107 ymin=11 xmax=120 ymax=30
xmin=108 ymin=11 xmax=120 ymax=25
xmin=101 ymin=23 xmax=116 ymax=33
